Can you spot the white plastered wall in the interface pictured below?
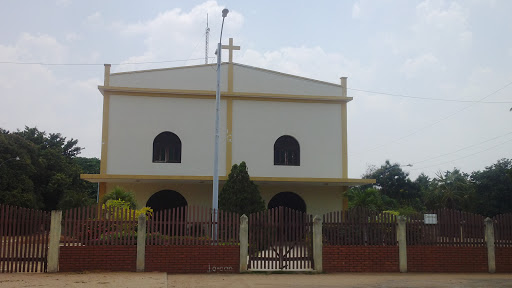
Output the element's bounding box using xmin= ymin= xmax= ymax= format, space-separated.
xmin=231 ymin=100 xmax=343 ymax=178
xmin=109 ymin=64 xmax=227 ymax=91
xmin=233 ymin=64 xmax=342 ymax=96
xmin=106 ymin=182 xmax=212 ymax=209
xmin=107 ymin=95 xmax=226 ymax=176
xmin=260 ymin=185 xmax=344 ymax=216
xmin=106 ymin=182 xmax=343 ymax=215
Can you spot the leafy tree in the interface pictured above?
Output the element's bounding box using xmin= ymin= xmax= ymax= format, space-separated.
xmin=0 ymin=132 xmax=41 ymax=209
xmin=414 ymin=173 xmax=431 ymax=193
xmin=101 ymin=186 xmax=137 ymax=209
xmin=219 ymin=162 xmax=265 ymax=215
xmin=426 ymin=169 xmax=475 ymax=211
xmin=0 ymin=126 xmax=95 ymax=210
xmin=347 ymin=187 xmax=396 ymax=211
xmin=74 ymin=157 xmax=100 ymax=199
xmin=363 ymin=160 xmax=422 ymax=210
xmin=471 ymin=159 xmax=512 ymax=217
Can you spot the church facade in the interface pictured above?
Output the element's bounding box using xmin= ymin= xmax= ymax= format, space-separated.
xmin=81 ymin=39 xmax=373 ymax=216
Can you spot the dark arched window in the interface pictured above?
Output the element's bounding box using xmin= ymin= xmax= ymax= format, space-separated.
xmin=146 ymin=190 xmax=188 ymax=213
xmin=268 ymin=191 xmax=306 ymax=213
xmin=153 ymin=132 xmax=181 ymax=163
xmin=274 ymin=135 xmax=300 ymax=166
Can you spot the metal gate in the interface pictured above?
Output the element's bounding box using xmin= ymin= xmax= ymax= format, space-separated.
xmin=0 ymin=204 xmax=50 ymax=272
xmin=248 ymin=206 xmax=313 ymax=271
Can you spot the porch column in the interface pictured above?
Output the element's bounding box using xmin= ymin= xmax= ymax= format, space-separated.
xmin=397 ymin=216 xmax=407 ymax=273
xmin=312 ymin=215 xmax=323 ymax=272
xmin=240 ymin=214 xmax=248 ymax=272
xmin=47 ymin=210 xmax=62 ymax=273
xmin=485 ymin=217 xmax=496 ymax=273
xmin=136 ymin=213 xmax=147 ymax=272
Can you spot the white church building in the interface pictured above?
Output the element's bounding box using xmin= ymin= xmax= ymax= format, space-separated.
xmin=81 ymin=39 xmax=374 ymax=216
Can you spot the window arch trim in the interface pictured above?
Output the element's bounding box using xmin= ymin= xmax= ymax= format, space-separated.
xmin=273 ymin=135 xmax=300 ymax=166
xmin=152 ymin=131 xmax=182 ymax=163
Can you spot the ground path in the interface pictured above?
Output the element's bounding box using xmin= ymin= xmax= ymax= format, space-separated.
xmin=1 ymin=272 xmax=511 ymax=287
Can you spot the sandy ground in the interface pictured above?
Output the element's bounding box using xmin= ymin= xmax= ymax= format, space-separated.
xmin=0 ymin=272 xmax=512 ymax=288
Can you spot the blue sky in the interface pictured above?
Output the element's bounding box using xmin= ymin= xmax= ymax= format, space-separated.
xmin=1 ymin=0 xmax=511 ymax=179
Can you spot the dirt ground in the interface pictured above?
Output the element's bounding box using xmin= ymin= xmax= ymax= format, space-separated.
xmin=0 ymin=272 xmax=511 ymax=288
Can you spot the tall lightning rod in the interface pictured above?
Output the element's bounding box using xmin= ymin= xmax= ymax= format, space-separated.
xmin=205 ymin=14 xmax=210 ymax=64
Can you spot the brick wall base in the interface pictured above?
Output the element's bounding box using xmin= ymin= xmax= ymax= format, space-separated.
xmin=145 ymin=245 xmax=239 ymax=274
xmin=59 ymin=245 xmax=136 ymax=272
xmin=407 ymin=246 xmax=487 ymax=272
xmin=496 ymin=247 xmax=512 ymax=273
xmin=323 ymin=245 xmax=399 ymax=273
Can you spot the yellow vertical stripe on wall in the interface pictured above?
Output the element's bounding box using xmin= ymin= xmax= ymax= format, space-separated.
xmin=226 ymin=99 xmax=233 ymax=175
xmin=100 ymin=93 xmax=110 ymax=174
xmin=228 ymin=62 xmax=234 ymax=93
xmin=341 ymin=102 xmax=348 ymax=178
xmin=104 ymin=64 xmax=111 ymax=86
xmin=226 ymin=60 xmax=235 ymax=175
xmin=99 ymin=182 xmax=107 ymax=202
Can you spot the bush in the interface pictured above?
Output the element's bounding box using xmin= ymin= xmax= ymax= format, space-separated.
xmin=219 ymin=162 xmax=265 ymax=216
xmin=101 ymin=186 xmax=137 ymax=209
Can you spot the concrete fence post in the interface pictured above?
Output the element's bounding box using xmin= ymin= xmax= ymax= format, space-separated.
xmin=484 ymin=217 xmax=496 ymax=273
xmin=312 ymin=215 xmax=323 ymax=273
xmin=397 ymin=216 xmax=407 ymax=273
xmin=47 ymin=210 xmax=62 ymax=273
xmin=136 ymin=213 xmax=146 ymax=272
xmin=239 ymin=214 xmax=248 ymax=272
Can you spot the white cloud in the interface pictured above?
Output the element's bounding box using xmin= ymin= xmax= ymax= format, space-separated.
xmin=112 ymin=1 xmax=243 ymax=72
xmin=0 ymin=33 xmax=102 ymax=158
xmin=65 ymin=32 xmax=81 ymax=42
xmin=84 ymin=11 xmax=103 ymax=26
xmin=414 ymin=0 xmax=472 ymax=44
xmin=239 ymin=46 xmax=375 ymax=86
xmin=55 ymin=0 xmax=71 ymax=7
xmin=12 ymin=33 xmax=68 ymax=63
xmin=352 ymin=2 xmax=361 ymax=19
xmin=400 ymin=53 xmax=444 ymax=78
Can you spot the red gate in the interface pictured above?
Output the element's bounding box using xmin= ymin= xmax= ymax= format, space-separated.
xmin=248 ymin=206 xmax=313 ymax=270
xmin=0 ymin=204 xmax=50 ymax=273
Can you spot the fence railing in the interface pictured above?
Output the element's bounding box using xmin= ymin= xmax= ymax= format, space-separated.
xmin=0 ymin=204 xmax=50 ymax=272
xmin=61 ymin=205 xmax=138 ymax=246
xmin=406 ymin=209 xmax=485 ymax=247
xmin=322 ymin=207 xmax=397 ymax=246
xmin=146 ymin=206 xmax=240 ymax=246
xmin=493 ymin=213 xmax=512 ymax=247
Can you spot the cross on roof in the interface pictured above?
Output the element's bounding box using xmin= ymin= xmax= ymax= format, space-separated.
xmin=222 ymin=38 xmax=240 ymax=63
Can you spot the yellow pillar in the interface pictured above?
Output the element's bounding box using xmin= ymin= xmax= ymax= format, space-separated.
xmin=341 ymin=77 xmax=349 ymax=211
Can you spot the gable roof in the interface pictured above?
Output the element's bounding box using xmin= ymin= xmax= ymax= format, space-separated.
xmin=109 ymin=63 xmax=343 ymax=97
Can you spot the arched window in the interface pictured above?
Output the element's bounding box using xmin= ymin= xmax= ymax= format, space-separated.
xmin=274 ymin=135 xmax=300 ymax=166
xmin=146 ymin=190 xmax=188 ymax=213
xmin=268 ymin=191 xmax=306 ymax=213
xmin=153 ymin=132 xmax=182 ymax=163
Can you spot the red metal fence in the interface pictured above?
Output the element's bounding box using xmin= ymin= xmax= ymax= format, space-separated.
xmin=494 ymin=213 xmax=512 ymax=247
xmin=0 ymin=204 xmax=50 ymax=273
xmin=146 ymin=206 xmax=239 ymax=246
xmin=322 ymin=207 xmax=397 ymax=246
xmin=248 ymin=207 xmax=313 ymax=270
xmin=406 ymin=209 xmax=485 ymax=246
xmin=61 ymin=205 xmax=138 ymax=246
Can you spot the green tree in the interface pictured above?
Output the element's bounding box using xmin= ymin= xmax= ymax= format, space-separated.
xmin=426 ymin=169 xmax=475 ymax=211
xmin=0 ymin=126 xmax=95 ymax=210
xmin=74 ymin=157 xmax=100 ymax=199
xmin=471 ymin=158 xmax=512 ymax=217
xmin=347 ymin=187 xmax=379 ymax=210
xmin=219 ymin=162 xmax=265 ymax=215
xmin=101 ymin=186 xmax=137 ymax=209
xmin=363 ymin=160 xmax=422 ymax=210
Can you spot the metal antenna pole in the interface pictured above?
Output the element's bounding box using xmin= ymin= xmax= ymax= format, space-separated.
xmin=205 ymin=14 xmax=210 ymax=64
